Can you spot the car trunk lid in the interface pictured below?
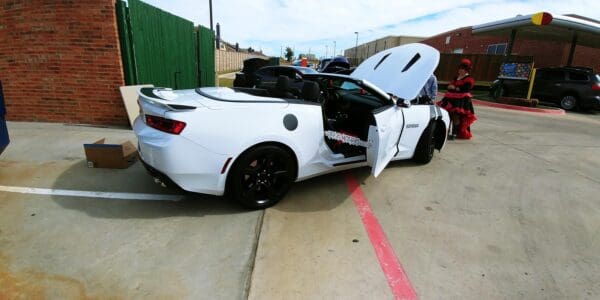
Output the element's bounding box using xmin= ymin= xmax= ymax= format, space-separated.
xmin=137 ymin=88 xmax=203 ymax=117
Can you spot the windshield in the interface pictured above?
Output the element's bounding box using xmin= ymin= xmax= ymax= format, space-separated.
xmin=594 ymin=74 xmax=600 ymax=83
xmin=294 ymin=67 xmax=319 ymax=74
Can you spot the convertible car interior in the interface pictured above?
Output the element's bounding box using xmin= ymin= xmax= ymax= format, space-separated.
xmin=234 ymin=75 xmax=386 ymax=158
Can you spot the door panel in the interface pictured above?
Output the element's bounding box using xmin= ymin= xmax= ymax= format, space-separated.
xmin=534 ymin=70 xmax=564 ymax=100
xmin=396 ymin=105 xmax=430 ymax=159
xmin=367 ymin=105 xmax=404 ymax=177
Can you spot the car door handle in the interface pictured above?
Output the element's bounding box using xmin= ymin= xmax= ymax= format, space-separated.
xmin=379 ymin=126 xmax=386 ymax=133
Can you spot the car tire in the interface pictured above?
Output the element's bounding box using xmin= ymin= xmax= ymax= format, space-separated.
xmin=491 ymin=85 xmax=505 ymax=100
xmin=413 ymin=122 xmax=436 ymax=164
xmin=228 ymin=145 xmax=296 ymax=209
xmin=559 ymin=95 xmax=578 ymax=111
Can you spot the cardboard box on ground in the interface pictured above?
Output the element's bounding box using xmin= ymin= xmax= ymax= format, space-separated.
xmin=83 ymin=138 xmax=138 ymax=169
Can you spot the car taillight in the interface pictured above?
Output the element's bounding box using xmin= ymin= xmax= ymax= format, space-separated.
xmin=145 ymin=115 xmax=186 ymax=135
xmin=592 ymin=83 xmax=600 ymax=91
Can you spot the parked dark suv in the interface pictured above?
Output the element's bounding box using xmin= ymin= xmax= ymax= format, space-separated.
xmin=490 ymin=66 xmax=600 ymax=110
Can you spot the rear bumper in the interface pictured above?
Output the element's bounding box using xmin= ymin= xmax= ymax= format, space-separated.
xmin=140 ymin=158 xmax=182 ymax=189
xmin=133 ymin=117 xmax=231 ymax=196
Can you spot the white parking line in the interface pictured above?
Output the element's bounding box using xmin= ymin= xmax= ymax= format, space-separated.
xmin=0 ymin=185 xmax=185 ymax=201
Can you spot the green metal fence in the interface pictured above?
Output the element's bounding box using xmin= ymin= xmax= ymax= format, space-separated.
xmin=116 ymin=0 xmax=215 ymax=88
xmin=197 ymin=26 xmax=216 ymax=87
xmin=115 ymin=1 xmax=137 ymax=85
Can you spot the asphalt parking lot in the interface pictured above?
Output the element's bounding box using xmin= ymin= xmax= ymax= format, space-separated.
xmin=1 ymin=106 xmax=600 ymax=299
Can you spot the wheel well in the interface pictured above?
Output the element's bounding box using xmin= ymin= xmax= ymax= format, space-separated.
xmin=561 ymin=91 xmax=579 ymax=99
xmin=433 ymin=119 xmax=446 ymax=150
xmin=225 ymin=141 xmax=299 ymax=191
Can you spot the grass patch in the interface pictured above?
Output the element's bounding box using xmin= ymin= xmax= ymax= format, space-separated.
xmin=218 ymin=78 xmax=234 ymax=88
xmin=471 ymin=90 xmax=493 ymax=101
xmin=217 ymin=69 xmax=240 ymax=75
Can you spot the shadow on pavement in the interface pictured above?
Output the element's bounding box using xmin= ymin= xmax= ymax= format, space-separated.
xmin=387 ymin=159 xmax=427 ymax=169
xmin=52 ymin=160 xmax=246 ymax=219
xmin=51 ymin=158 xmax=427 ymax=217
xmin=273 ymin=167 xmax=371 ymax=213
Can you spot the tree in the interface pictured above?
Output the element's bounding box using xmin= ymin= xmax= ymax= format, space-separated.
xmin=285 ymin=47 xmax=294 ymax=62
xmin=247 ymin=47 xmax=254 ymax=53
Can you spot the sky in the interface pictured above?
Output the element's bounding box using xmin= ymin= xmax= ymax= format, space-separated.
xmin=142 ymin=0 xmax=600 ymax=58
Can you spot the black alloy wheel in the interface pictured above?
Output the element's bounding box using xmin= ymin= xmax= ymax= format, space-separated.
xmin=229 ymin=145 xmax=296 ymax=209
xmin=559 ymin=95 xmax=578 ymax=111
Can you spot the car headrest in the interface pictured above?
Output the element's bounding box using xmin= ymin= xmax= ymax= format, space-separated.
xmin=301 ymin=81 xmax=320 ymax=101
xmin=275 ymin=75 xmax=290 ymax=91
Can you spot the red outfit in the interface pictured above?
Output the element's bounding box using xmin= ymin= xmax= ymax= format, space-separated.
xmin=437 ymin=74 xmax=477 ymax=139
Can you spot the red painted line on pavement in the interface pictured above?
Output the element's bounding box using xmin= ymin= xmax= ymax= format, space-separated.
xmin=472 ymin=99 xmax=566 ymax=115
xmin=344 ymin=173 xmax=417 ymax=300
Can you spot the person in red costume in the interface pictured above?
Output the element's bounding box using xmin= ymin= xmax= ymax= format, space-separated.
xmin=437 ymin=59 xmax=477 ymax=139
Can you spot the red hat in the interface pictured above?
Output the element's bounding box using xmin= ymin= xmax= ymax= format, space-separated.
xmin=459 ymin=58 xmax=472 ymax=70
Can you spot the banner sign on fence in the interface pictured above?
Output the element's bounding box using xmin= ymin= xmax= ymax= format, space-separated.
xmin=498 ymin=63 xmax=533 ymax=80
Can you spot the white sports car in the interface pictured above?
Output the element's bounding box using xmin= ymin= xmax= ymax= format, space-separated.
xmin=134 ymin=43 xmax=450 ymax=208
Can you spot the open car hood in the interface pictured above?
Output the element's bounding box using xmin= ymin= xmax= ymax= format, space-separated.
xmin=351 ymin=43 xmax=440 ymax=101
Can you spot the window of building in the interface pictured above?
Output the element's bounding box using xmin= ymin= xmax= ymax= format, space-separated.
xmin=487 ymin=43 xmax=507 ymax=55
xmin=445 ymin=36 xmax=451 ymax=45
xmin=453 ymin=48 xmax=464 ymax=54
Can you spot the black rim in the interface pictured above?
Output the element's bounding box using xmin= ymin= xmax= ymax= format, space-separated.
xmin=561 ymin=97 xmax=575 ymax=109
xmin=240 ymin=152 xmax=293 ymax=205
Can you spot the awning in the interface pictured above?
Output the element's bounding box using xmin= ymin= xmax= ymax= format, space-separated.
xmin=472 ymin=12 xmax=600 ymax=48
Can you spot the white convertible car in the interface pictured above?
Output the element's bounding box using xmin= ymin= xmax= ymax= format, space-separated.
xmin=134 ymin=43 xmax=450 ymax=208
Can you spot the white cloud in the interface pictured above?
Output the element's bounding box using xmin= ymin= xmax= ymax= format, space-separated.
xmin=141 ymin=0 xmax=600 ymax=57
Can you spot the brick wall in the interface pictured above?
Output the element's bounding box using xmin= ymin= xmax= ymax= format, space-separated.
xmin=421 ymin=27 xmax=600 ymax=72
xmin=0 ymin=0 xmax=127 ymax=126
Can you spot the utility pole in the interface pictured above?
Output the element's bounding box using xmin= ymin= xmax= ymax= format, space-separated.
xmin=209 ymin=0 xmax=213 ymax=31
xmin=354 ymin=32 xmax=359 ymax=65
xmin=209 ymin=0 xmax=216 ymax=49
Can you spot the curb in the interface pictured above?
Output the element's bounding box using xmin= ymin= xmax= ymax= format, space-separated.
xmin=472 ymin=99 xmax=566 ymax=115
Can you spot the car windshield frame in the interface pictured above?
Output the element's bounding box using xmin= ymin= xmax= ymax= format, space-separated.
xmin=303 ymin=73 xmax=392 ymax=106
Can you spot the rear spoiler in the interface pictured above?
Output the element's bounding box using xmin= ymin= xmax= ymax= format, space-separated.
xmin=138 ymin=88 xmax=197 ymax=111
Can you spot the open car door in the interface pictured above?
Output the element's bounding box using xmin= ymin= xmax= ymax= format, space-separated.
xmin=367 ymin=106 xmax=404 ymax=177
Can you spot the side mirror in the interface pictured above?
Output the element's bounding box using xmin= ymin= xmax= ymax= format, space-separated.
xmin=396 ymin=97 xmax=411 ymax=108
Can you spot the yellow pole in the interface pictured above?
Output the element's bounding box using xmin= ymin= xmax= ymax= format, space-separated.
xmin=527 ymin=66 xmax=536 ymax=100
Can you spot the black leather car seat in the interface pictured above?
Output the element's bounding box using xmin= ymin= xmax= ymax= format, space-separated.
xmin=301 ymin=81 xmax=320 ymax=102
xmin=270 ymin=75 xmax=296 ymax=99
